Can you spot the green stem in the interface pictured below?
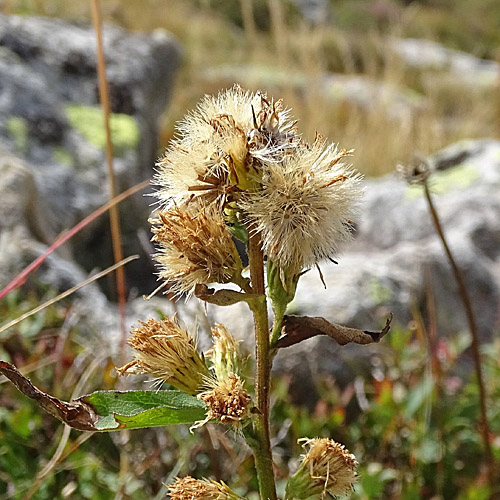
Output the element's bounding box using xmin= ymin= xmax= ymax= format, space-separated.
xmin=270 ymin=302 xmax=286 ymax=348
xmin=267 ymin=261 xmax=300 ymax=348
xmin=248 ymin=232 xmax=277 ymax=500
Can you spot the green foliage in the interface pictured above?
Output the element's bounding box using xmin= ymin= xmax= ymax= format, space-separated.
xmin=268 ymin=325 xmax=500 ymax=500
xmin=85 ymin=390 xmax=206 ymax=430
xmin=2 ymin=284 xmax=500 ymax=499
xmin=0 ymin=287 xmax=216 ymax=499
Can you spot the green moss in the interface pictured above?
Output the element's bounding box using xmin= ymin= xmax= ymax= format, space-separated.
xmin=405 ymin=163 xmax=480 ymax=200
xmin=65 ymin=104 xmax=140 ymax=157
xmin=6 ymin=117 xmax=28 ymax=154
xmin=53 ymin=147 xmax=74 ymax=166
xmin=369 ymin=278 xmax=393 ymax=305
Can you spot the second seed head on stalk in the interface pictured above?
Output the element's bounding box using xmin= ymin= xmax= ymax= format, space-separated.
xmin=150 ymin=203 xmax=246 ymax=297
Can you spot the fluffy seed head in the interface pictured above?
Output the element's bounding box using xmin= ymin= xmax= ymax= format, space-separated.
xmin=286 ymin=438 xmax=359 ymax=499
xmin=116 ymin=317 xmax=209 ymax=395
xmin=241 ymin=140 xmax=363 ymax=275
xmin=150 ymin=204 xmax=243 ymax=297
xmin=154 ymin=85 xmax=300 ymax=208
xmin=168 ymin=476 xmax=243 ymax=500
xmin=397 ymin=154 xmax=432 ymax=185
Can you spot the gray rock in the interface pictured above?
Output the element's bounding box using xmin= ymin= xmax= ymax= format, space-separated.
xmin=0 ymin=13 xmax=182 ymax=293
xmin=390 ymin=38 xmax=500 ymax=88
xmin=277 ymin=139 xmax=500 ymax=382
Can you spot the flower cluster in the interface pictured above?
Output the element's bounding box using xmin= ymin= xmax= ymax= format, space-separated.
xmin=152 ymin=85 xmax=363 ymax=294
xmin=150 ymin=205 xmax=244 ymax=297
xmin=116 ymin=316 xmax=209 ymax=395
xmin=117 ymin=317 xmax=250 ymax=429
xmin=119 ymin=86 xmax=362 ymax=499
xmin=240 ymin=140 xmax=362 ymax=276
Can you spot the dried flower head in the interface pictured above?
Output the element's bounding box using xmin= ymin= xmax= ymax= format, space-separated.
xmin=154 ymin=85 xmax=300 ymax=208
xmin=197 ymin=373 xmax=251 ymax=427
xmin=206 ymin=323 xmax=244 ymax=380
xmin=150 ymin=203 xmax=244 ymax=297
xmin=241 ymin=140 xmax=363 ymax=276
xmin=168 ymin=476 xmax=243 ymax=500
xmin=116 ymin=317 xmax=209 ymax=395
xmin=397 ymin=154 xmax=432 ymax=185
xmin=286 ymin=438 xmax=358 ymax=499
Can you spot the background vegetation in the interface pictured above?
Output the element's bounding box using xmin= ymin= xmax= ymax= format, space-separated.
xmin=3 ymin=0 xmax=500 ymax=176
xmin=1 ymin=1 xmax=499 ymax=499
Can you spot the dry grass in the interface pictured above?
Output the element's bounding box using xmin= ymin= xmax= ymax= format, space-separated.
xmin=2 ymin=0 xmax=500 ymax=176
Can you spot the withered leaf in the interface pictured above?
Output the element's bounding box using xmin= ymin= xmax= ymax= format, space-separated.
xmin=194 ymin=283 xmax=259 ymax=306
xmin=0 ymin=361 xmax=97 ymax=431
xmin=276 ymin=313 xmax=393 ymax=349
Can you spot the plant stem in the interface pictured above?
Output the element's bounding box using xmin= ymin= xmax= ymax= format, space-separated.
xmin=424 ymin=181 xmax=496 ymax=487
xmin=270 ymin=303 xmax=286 ymax=347
xmin=91 ymin=0 xmax=128 ymax=362
xmin=248 ymin=232 xmax=277 ymax=500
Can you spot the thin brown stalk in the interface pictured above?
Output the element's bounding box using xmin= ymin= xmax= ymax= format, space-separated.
xmin=248 ymin=231 xmax=277 ymax=500
xmin=239 ymin=0 xmax=257 ymax=54
xmin=423 ymin=181 xmax=496 ymax=487
xmin=268 ymin=0 xmax=287 ymax=64
xmin=90 ymin=0 xmax=127 ymax=359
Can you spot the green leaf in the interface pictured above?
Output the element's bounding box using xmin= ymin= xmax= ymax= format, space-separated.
xmin=0 ymin=362 xmax=207 ymax=432
xmin=81 ymin=390 xmax=207 ymax=431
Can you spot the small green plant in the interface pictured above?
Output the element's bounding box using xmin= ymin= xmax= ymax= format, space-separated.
xmin=1 ymin=86 xmax=395 ymax=499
